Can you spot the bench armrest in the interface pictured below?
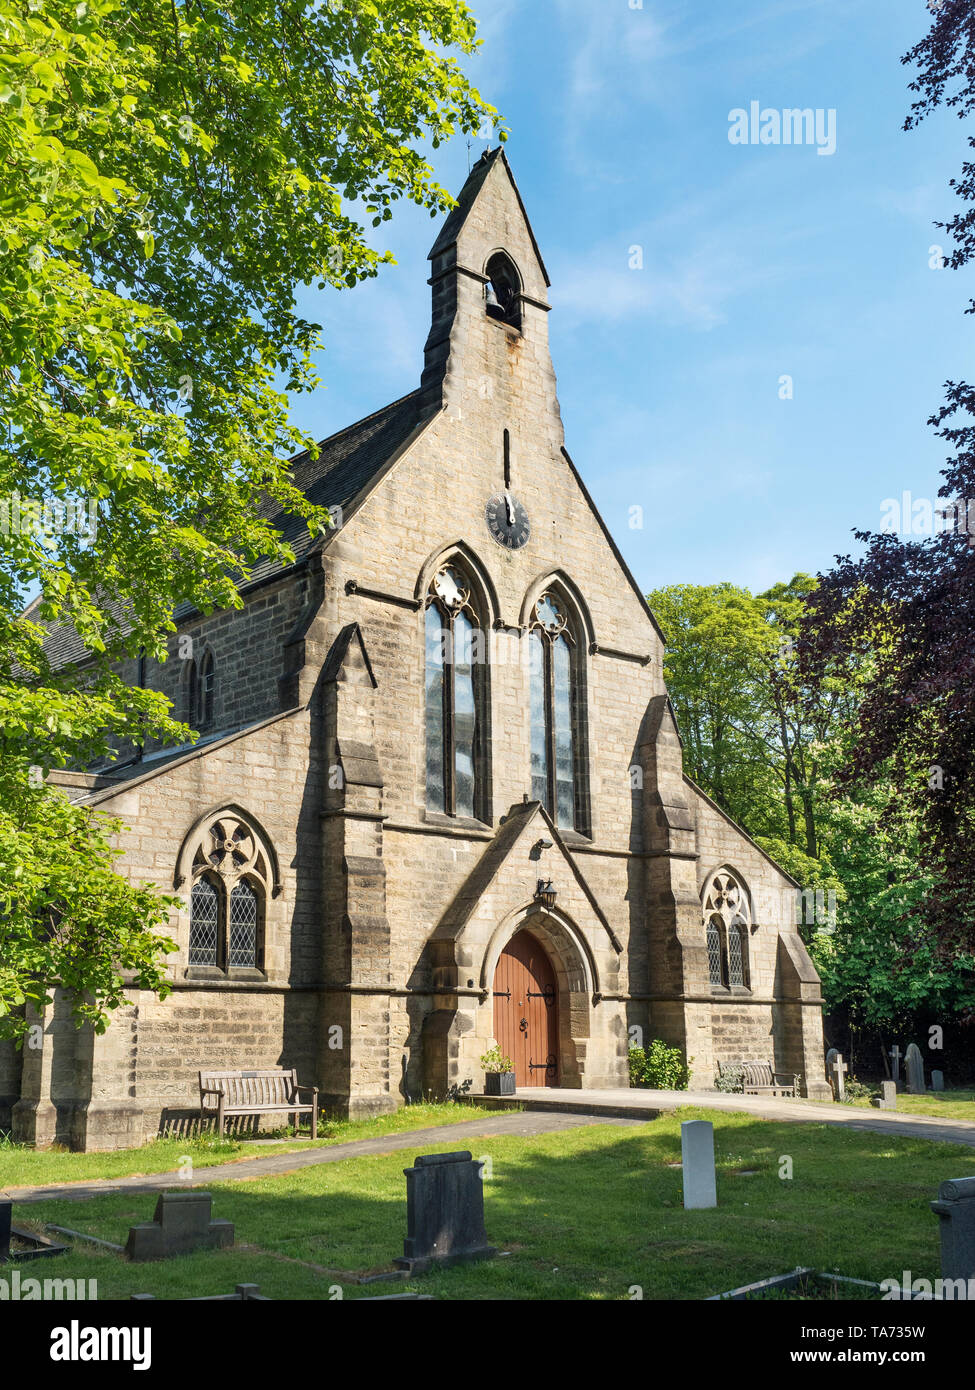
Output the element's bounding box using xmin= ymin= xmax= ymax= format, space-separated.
xmin=200 ymin=1087 xmax=226 ymax=1096
xmin=292 ymin=1084 xmax=319 ymax=1100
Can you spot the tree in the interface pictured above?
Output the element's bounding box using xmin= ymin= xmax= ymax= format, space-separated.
xmin=0 ymin=0 xmax=500 ymax=1032
xmin=800 ymin=0 xmax=975 ymax=959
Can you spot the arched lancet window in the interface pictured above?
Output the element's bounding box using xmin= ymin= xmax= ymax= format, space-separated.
xmin=528 ymin=592 xmax=587 ymax=833
xmin=425 ymin=564 xmax=485 ymax=820
xmin=706 ymin=916 xmax=723 ymax=987
xmin=485 ymin=252 xmax=522 ymax=330
xmin=703 ymin=869 xmax=751 ymax=990
xmin=183 ymin=657 xmax=198 ymax=725
xmin=185 ymin=812 xmax=270 ymax=973
xmin=189 ymin=875 xmax=220 ymax=966
xmin=199 ymin=648 xmax=215 ymax=728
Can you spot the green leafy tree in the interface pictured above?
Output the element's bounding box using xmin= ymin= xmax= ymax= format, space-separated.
xmin=0 ymin=0 xmax=500 ymax=1030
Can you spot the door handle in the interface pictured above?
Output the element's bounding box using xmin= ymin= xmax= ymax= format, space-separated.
xmin=519 ymin=1018 xmax=528 ymax=1032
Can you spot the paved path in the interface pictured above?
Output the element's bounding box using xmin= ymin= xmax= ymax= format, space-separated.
xmin=476 ymin=1087 xmax=975 ymax=1149
xmin=6 ymin=1111 xmax=646 ymax=1206
xmin=10 ymin=1089 xmax=975 ymax=1207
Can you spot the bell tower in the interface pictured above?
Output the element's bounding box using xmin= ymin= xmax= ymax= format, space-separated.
xmin=419 ymin=148 xmax=564 ymax=462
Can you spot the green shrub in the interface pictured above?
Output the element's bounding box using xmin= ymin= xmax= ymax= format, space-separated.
xmin=629 ymin=1041 xmax=689 ymax=1090
xmin=714 ymin=1064 xmax=745 ymax=1093
xmin=841 ymin=1078 xmax=879 ymax=1104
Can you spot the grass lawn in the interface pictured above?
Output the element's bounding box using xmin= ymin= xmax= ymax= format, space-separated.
xmin=812 ymin=1088 xmax=975 ymax=1122
xmin=6 ymin=1106 xmax=964 ymax=1301
xmin=0 ymin=1102 xmax=492 ymax=1190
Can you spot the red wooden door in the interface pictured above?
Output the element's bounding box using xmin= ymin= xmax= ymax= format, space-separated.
xmin=492 ymin=930 xmax=559 ymax=1087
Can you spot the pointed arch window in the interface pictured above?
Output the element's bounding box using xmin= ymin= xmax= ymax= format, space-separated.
xmin=529 ymin=592 xmax=588 ymax=833
xmin=185 ymin=812 xmax=270 ymax=974
xmin=703 ymin=869 xmax=751 ymax=990
xmin=485 ymin=252 xmax=522 ymax=331
xmin=199 ymin=648 xmax=215 ymax=728
xmin=425 ymin=564 xmax=486 ymax=821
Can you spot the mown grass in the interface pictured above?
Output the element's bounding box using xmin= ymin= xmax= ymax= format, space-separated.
xmin=6 ymin=1106 xmax=961 ymax=1301
xmin=0 ymin=1102 xmax=492 ymax=1189
xmin=805 ymin=1088 xmax=975 ymax=1122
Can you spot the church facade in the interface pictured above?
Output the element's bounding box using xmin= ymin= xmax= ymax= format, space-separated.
xmin=2 ymin=150 xmax=830 ymax=1151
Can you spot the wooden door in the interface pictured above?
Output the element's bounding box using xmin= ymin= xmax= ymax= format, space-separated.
xmin=492 ymin=930 xmax=559 ymax=1087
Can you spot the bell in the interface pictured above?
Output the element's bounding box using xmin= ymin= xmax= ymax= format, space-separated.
xmin=485 ymin=283 xmax=500 ymax=310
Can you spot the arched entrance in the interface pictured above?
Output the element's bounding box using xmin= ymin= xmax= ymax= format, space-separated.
xmin=492 ymin=929 xmax=559 ymax=1087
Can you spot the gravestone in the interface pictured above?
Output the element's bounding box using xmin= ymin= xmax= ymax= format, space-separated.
xmin=0 ymin=1200 xmax=10 ymax=1262
xmin=905 ymin=1043 xmax=926 ymax=1095
xmin=828 ymin=1053 xmax=848 ymax=1102
xmin=874 ymin=1081 xmax=897 ymax=1111
xmin=889 ymin=1045 xmax=902 ymax=1086
xmin=932 ymin=1070 xmax=945 ymax=1092
xmin=125 ymin=1192 xmax=234 ymax=1263
xmin=393 ymin=1152 xmax=497 ymax=1276
xmin=930 ymin=1176 xmax=975 ymax=1284
xmin=681 ymin=1119 xmax=717 ymax=1210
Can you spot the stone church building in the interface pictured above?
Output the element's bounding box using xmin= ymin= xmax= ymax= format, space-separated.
xmin=2 ymin=149 xmax=830 ymax=1151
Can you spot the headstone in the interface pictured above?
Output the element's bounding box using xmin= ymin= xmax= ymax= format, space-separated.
xmin=828 ymin=1053 xmax=848 ymax=1102
xmin=681 ymin=1119 xmax=717 ymax=1209
xmin=889 ymin=1044 xmax=902 ymax=1085
xmin=905 ymin=1043 xmax=926 ymax=1095
xmin=125 ymin=1192 xmax=234 ymax=1262
xmin=930 ymin=1176 xmax=975 ymax=1284
xmin=0 ymin=1200 xmax=10 ymax=1263
xmin=875 ymin=1081 xmax=897 ymax=1111
xmin=932 ymin=1070 xmax=945 ymax=1092
xmin=393 ymin=1152 xmax=497 ymax=1275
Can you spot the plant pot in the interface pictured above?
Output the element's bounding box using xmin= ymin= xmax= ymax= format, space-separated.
xmin=484 ymin=1072 xmax=516 ymax=1096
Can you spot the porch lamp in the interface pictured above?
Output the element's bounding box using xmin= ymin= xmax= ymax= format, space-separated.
xmin=534 ymin=878 xmax=557 ymax=911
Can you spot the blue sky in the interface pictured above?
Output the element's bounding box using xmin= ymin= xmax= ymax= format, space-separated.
xmin=289 ymin=0 xmax=974 ymax=596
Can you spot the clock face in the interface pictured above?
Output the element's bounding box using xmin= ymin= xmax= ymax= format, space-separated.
xmin=486 ymin=492 xmax=531 ymax=550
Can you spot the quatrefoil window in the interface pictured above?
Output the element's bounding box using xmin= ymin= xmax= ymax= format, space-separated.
xmin=186 ymin=812 xmax=271 ymax=972
xmin=703 ymin=869 xmax=751 ymax=989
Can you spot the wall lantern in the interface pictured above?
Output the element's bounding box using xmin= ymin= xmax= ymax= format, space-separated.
xmin=534 ymin=878 xmax=557 ymax=911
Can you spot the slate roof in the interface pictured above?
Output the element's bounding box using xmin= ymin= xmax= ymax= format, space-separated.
xmin=34 ymin=388 xmax=428 ymax=670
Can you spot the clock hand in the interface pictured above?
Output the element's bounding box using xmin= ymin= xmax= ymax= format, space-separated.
xmin=503 ymin=490 xmax=515 ymax=525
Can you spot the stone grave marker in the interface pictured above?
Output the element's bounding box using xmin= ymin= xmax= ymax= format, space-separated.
xmin=905 ymin=1042 xmax=926 ymax=1095
xmin=932 ymin=1070 xmax=945 ymax=1092
xmin=874 ymin=1081 xmax=897 ymax=1111
xmin=393 ymin=1152 xmax=497 ymax=1276
xmin=681 ymin=1119 xmax=717 ymax=1210
xmin=828 ymin=1053 xmax=848 ymax=1102
xmin=125 ymin=1192 xmax=234 ymax=1263
xmin=930 ymin=1176 xmax=975 ymax=1284
xmin=889 ymin=1044 xmax=902 ymax=1087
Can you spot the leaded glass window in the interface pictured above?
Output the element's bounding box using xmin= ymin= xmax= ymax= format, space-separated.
xmin=528 ymin=592 xmax=586 ymax=833
xmin=707 ymin=917 xmax=723 ymax=987
xmin=229 ymin=880 xmax=258 ymax=969
xmin=702 ymin=869 xmax=751 ymax=990
xmin=200 ymin=649 xmax=215 ymax=728
xmin=189 ymin=876 xmax=220 ymax=966
xmin=424 ymin=564 xmax=485 ymax=819
xmin=184 ymin=811 xmax=271 ymax=974
xmin=728 ymin=921 xmax=746 ymax=986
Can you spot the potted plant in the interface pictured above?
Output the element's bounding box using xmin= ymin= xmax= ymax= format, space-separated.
xmin=480 ymin=1045 xmax=516 ymax=1096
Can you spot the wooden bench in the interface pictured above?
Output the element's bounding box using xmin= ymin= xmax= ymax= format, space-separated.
xmin=199 ymin=1069 xmax=318 ymax=1138
xmin=719 ymin=1060 xmax=800 ymax=1098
